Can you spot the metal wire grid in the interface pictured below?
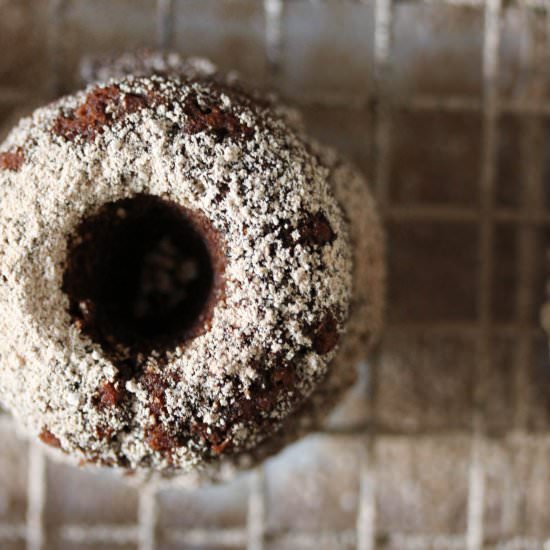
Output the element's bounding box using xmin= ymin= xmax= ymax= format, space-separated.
xmin=0 ymin=0 xmax=549 ymax=548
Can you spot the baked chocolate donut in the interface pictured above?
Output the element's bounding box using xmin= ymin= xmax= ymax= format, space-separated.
xmin=0 ymin=56 xmax=384 ymax=476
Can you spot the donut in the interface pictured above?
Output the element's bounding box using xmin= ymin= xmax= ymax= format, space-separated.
xmin=0 ymin=55 xmax=384 ymax=477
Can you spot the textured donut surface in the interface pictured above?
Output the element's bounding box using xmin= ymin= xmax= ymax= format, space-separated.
xmin=0 ymin=72 xmax=358 ymax=471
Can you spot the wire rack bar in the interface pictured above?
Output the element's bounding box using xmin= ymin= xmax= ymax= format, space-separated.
xmin=61 ymin=524 xmax=139 ymax=544
xmin=156 ymin=0 xmax=175 ymax=51
xmin=467 ymin=0 xmax=502 ymax=546
xmin=402 ymin=95 xmax=550 ymax=115
xmin=16 ymin=524 xmax=550 ymax=550
xmin=265 ymin=0 xmax=284 ymax=76
xmin=388 ymin=320 xmax=543 ymax=332
xmin=266 ymin=529 xmax=357 ymax=547
xmin=289 ymin=0 xmax=548 ymax=7
xmin=247 ymin=467 xmax=266 ymax=550
xmin=356 ymin=445 xmax=376 ymax=550
xmin=356 ymin=0 xmax=395 ymax=548
xmin=276 ymin=92 xmax=550 ymax=115
xmin=167 ymin=527 xmax=248 ymax=546
xmin=514 ymin=7 xmax=549 ymax=433
xmin=467 ymin=434 xmax=486 ymax=550
xmin=371 ymin=0 xmax=393 ymax=206
xmin=25 ymin=445 xmax=46 ymax=550
xmin=137 ymin=483 xmax=158 ymax=550
xmin=47 ymin=0 xmax=66 ymax=97
xmin=385 ymin=206 xmax=550 ymax=224
xmin=386 ymin=533 xmax=467 ymax=549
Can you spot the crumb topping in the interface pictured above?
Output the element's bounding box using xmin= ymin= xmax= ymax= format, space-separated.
xmin=0 ymin=146 xmax=25 ymax=172
xmin=0 ymin=71 xmax=358 ymax=472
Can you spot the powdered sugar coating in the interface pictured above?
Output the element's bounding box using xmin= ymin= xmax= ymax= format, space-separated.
xmin=0 ymin=69 xmax=367 ymax=473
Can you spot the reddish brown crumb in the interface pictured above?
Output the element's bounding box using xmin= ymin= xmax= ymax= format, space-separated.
xmin=96 ymin=381 xmax=122 ymax=409
xmin=53 ymin=85 xmax=151 ymax=142
xmin=183 ymin=92 xmax=253 ymax=141
xmin=0 ymin=147 xmax=25 ymax=172
xmin=299 ymin=212 xmax=335 ymax=246
xmin=211 ymin=438 xmax=231 ymax=454
xmin=312 ymin=312 xmax=339 ymax=355
xmin=146 ymin=425 xmax=178 ymax=452
xmin=53 ymin=85 xmax=119 ymax=141
xmin=39 ymin=428 xmax=61 ymax=448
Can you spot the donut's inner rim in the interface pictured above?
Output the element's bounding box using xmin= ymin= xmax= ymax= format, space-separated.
xmin=62 ymin=193 xmax=222 ymax=370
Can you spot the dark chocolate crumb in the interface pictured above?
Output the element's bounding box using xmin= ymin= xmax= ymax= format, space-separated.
xmin=183 ymin=92 xmax=253 ymax=141
xmin=123 ymin=92 xmax=150 ymax=113
xmin=276 ymin=212 xmax=335 ymax=249
xmin=273 ymin=366 xmax=295 ymax=388
xmin=256 ymin=393 xmax=275 ymax=411
xmin=298 ymin=212 xmax=336 ymax=247
xmin=141 ymin=372 xmax=167 ymax=418
xmin=311 ymin=312 xmax=339 ymax=355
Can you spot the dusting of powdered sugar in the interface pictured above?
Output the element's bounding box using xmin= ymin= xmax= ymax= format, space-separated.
xmin=0 ymin=55 xmax=385 ymax=481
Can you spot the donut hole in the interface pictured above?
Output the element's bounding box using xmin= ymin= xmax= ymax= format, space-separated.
xmin=63 ymin=194 xmax=221 ymax=367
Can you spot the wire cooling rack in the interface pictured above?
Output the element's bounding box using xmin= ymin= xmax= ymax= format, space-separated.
xmin=2 ymin=0 xmax=550 ymax=548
